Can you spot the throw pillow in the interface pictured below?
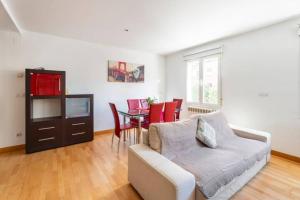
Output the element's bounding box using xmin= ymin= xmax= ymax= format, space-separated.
xmin=196 ymin=118 xmax=217 ymax=148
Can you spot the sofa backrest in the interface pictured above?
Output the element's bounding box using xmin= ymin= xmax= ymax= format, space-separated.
xmin=148 ymin=118 xmax=198 ymax=159
xmin=147 ymin=111 xmax=235 ymax=158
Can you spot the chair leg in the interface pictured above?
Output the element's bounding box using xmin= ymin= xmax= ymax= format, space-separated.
xmin=123 ymin=130 xmax=126 ymax=142
xmin=134 ymin=128 xmax=136 ymax=144
xmin=129 ymin=129 xmax=132 ymax=145
xmin=136 ymin=128 xmax=138 ymax=144
xmin=118 ymin=137 xmax=121 ymax=153
xmin=118 ymin=130 xmax=125 ymax=153
xmin=111 ymin=131 xmax=115 ymax=147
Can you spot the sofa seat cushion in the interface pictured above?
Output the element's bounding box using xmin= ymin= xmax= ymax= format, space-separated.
xmin=171 ymin=136 xmax=269 ymax=198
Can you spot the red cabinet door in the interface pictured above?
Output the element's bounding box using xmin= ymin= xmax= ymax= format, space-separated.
xmin=30 ymin=73 xmax=62 ymax=96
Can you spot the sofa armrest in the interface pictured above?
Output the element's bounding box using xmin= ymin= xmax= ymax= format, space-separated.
xmin=128 ymin=144 xmax=195 ymax=200
xmin=229 ymin=124 xmax=271 ymax=148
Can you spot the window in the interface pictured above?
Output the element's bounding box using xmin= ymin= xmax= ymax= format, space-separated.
xmin=186 ymin=54 xmax=221 ymax=105
xmin=187 ymin=60 xmax=200 ymax=102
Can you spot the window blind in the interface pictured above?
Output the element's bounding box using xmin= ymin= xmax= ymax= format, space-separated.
xmin=183 ymin=46 xmax=223 ymax=61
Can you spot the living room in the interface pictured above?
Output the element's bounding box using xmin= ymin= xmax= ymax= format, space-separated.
xmin=0 ymin=0 xmax=299 ymax=200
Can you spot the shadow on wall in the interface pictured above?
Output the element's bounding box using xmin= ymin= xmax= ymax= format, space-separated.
xmin=0 ymin=69 xmax=25 ymax=147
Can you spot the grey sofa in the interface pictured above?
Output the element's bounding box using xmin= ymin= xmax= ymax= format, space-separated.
xmin=128 ymin=112 xmax=271 ymax=200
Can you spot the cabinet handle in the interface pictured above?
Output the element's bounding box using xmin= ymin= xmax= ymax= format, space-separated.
xmin=38 ymin=137 xmax=55 ymax=142
xmin=72 ymin=122 xmax=85 ymax=126
xmin=58 ymin=78 xmax=61 ymax=92
xmin=72 ymin=132 xmax=86 ymax=136
xmin=38 ymin=126 xmax=55 ymax=131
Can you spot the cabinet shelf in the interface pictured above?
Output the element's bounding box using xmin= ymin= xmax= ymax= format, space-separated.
xmin=65 ymin=114 xmax=90 ymax=119
xmin=30 ymin=95 xmax=62 ymax=99
xmin=31 ymin=116 xmax=62 ymax=123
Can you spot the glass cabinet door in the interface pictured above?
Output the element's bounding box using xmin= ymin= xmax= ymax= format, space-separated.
xmin=66 ymin=97 xmax=90 ymax=118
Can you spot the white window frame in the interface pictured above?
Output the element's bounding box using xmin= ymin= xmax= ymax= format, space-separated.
xmin=186 ymin=53 xmax=222 ymax=108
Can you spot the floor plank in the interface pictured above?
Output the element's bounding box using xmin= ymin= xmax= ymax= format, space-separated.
xmin=0 ymin=134 xmax=299 ymax=200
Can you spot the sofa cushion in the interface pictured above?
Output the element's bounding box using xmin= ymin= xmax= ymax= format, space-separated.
xmin=191 ymin=111 xmax=235 ymax=143
xmin=148 ymin=125 xmax=161 ymax=152
xmin=148 ymin=118 xmax=199 ymax=159
xmin=142 ymin=130 xmax=150 ymax=146
xmin=196 ymin=118 xmax=217 ymax=148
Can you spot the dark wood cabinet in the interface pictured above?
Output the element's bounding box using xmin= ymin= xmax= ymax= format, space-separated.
xmin=25 ymin=69 xmax=94 ymax=153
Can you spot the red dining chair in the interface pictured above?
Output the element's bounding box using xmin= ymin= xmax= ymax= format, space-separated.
xmin=164 ymin=101 xmax=178 ymax=122
xmin=126 ymin=99 xmax=140 ymax=139
xmin=127 ymin=99 xmax=140 ymax=110
xmin=173 ymin=98 xmax=183 ymax=120
xmin=109 ymin=103 xmax=137 ymax=152
xmin=127 ymin=99 xmax=140 ymax=124
xmin=140 ymin=99 xmax=149 ymax=109
xmin=142 ymin=103 xmax=164 ymax=129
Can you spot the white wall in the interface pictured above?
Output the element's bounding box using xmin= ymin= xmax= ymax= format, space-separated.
xmin=0 ymin=31 xmax=165 ymax=148
xmin=166 ymin=17 xmax=300 ymax=157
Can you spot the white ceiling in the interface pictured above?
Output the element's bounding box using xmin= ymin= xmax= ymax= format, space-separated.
xmin=2 ymin=0 xmax=300 ymax=54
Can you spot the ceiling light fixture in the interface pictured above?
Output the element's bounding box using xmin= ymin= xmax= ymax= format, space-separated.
xmin=124 ymin=28 xmax=129 ymax=32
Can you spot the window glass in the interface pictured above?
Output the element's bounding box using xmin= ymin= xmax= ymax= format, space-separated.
xmin=187 ymin=60 xmax=200 ymax=102
xmin=186 ymin=55 xmax=220 ymax=105
xmin=202 ymin=56 xmax=219 ymax=105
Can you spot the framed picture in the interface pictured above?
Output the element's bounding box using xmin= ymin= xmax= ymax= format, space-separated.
xmin=107 ymin=60 xmax=144 ymax=83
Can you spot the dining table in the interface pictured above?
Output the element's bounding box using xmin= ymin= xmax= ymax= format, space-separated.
xmin=117 ymin=108 xmax=149 ymax=143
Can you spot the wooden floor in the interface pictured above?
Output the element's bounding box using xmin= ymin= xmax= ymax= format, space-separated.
xmin=0 ymin=134 xmax=300 ymax=200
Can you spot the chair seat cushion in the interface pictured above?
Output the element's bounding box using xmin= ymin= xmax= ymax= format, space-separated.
xmin=121 ymin=123 xmax=137 ymax=130
xmin=130 ymin=118 xmax=139 ymax=126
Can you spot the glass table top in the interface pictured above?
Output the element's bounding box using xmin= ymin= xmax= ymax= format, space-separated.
xmin=118 ymin=108 xmax=180 ymax=117
xmin=118 ymin=109 xmax=149 ymax=117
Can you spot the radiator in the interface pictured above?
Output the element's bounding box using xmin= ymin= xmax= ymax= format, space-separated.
xmin=188 ymin=106 xmax=216 ymax=114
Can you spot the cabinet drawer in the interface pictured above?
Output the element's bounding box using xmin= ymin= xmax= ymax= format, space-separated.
xmin=27 ymin=120 xmax=62 ymax=153
xmin=65 ymin=118 xmax=93 ymax=145
xmin=66 ymin=118 xmax=90 ymax=133
xmin=32 ymin=121 xmax=60 ymax=136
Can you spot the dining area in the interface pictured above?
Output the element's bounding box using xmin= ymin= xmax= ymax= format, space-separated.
xmin=109 ymin=98 xmax=183 ymax=152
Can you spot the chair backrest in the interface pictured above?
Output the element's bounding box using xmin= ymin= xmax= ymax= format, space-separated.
xmin=149 ymin=103 xmax=164 ymax=123
xmin=140 ymin=99 xmax=149 ymax=109
xmin=127 ymin=99 xmax=140 ymax=110
xmin=109 ymin=103 xmax=121 ymax=138
xmin=164 ymin=101 xmax=177 ymax=122
xmin=173 ymin=98 xmax=183 ymax=119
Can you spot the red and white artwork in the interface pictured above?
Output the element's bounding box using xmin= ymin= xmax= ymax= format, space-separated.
xmin=108 ymin=60 xmax=144 ymax=83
